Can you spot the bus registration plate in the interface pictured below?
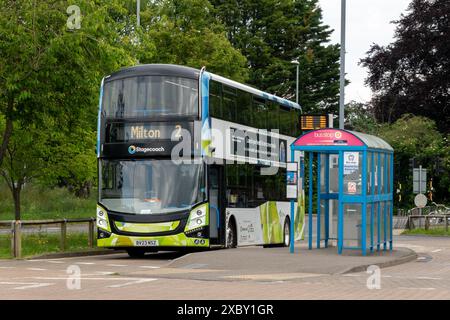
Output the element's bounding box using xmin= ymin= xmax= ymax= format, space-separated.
xmin=134 ymin=240 xmax=159 ymax=247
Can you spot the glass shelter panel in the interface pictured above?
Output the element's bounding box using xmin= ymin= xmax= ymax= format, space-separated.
xmin=380 ymin=153 xmax=385 ymax=193
xmin=343 ymin=152 xmax=363 ymax=195
xmin=343 ymin=203 xmax=363 ymax=248
xmin=367 ymin=152 xmax=372 ymax=195
xmin=320 ymin=154 xmax=327 ymax=193
xmin=320 ymin=199 xmax=327 ymax=240
xmin=330 ymin=199 xmax=338 ymax=239
xmin=374 ymin=153 xmax=379 ymax=195
xmin=387 ymin=155 xmax=391 ymax=193
xmin=366 ymin=203 xmax=372 ymax=249
xmin=387 ymin=201 xmax=392 ymax=243
xmin=373 ymin=202 xmax=379 ymax=246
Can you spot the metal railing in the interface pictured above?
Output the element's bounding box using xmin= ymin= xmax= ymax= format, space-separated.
xmin=0 ymin=218 xmax=96 ymax=258
xmin=407 ymin=214 xmax=450 ymax=231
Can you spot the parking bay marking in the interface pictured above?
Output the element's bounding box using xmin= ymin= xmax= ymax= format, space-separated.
xmin=0 ymin=282 xmax=54 ymax=290
xmin=108 ymin=279 xmax=157 ymax=288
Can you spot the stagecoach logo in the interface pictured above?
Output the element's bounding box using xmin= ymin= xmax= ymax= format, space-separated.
xmin=335 ymin=131 xmax=342 ymax=139
xmin=128 ymin=145 xmax=165 ymax=154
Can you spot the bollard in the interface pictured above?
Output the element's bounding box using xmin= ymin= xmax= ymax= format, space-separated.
xmin=60 ymin=219 xmax=67 ymax=251
xmin=445 ymin=215 xmax=449 ymax=232
xmin=13 ymin=220 xmax=22 ymax=258
xmin=425 ymin=216 xmax=429 ymax=231
xmin=88 ymin=219 xmax=95 ymax=248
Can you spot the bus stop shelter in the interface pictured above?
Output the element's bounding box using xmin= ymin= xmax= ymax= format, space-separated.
xmin=290 ymin=128 xmax=394 ymax=255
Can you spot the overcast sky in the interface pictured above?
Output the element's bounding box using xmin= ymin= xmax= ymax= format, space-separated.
xmin=318 ymin=0 xmax=411 ymax=103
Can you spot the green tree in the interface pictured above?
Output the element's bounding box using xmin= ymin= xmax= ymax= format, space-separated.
xmin=0 ymin=119 xmax=49 ymax=219
xmin=137 ymin=0 xmax=248 ymax=81
xmin=377 ymin=115 xmax=449 ymax=206
xmin=0 ymin=0 xmax=135 ymax=168
xmin=344 ymin=101 xmax=378 ymax=134
xmin=210 ymin=0 xmax=341 ymax=113
xmin=361 ymin=0 xmax=450 ymax=133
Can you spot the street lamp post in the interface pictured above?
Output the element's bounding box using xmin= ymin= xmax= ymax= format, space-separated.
xmin=291 ymin=59 xmax=300 ymax=104
xmin=137 ymin=0 xmax=140 ymax=27
xmin=339 ymin=0 xmax=346 ymax=129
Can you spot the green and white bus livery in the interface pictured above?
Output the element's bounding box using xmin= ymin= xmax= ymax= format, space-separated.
xmin=96 ymin=64 xmax=305 ymax=257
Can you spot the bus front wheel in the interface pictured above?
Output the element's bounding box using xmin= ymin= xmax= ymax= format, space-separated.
xmin=226 ymin=219 xmax=237 ymax=249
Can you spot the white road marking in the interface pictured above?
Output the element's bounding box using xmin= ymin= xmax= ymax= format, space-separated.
xmin=26 ymin=268 xmax=47 ymax=271
xmin=0 ymin=282 xmax=54 ymax=290
xmin=75 ymin=262 xmax=95 ymax=265
xmin=46 ymin=260 xmax=65 ymax=264
xmin=416 ymin=276 xmax=442 ymax=280
xmin=431 ymin=249 xmax=443 ymax=253
xmin=15 ymin=283 xmax=54 ymax=290
xmin=108 ymin=279 xmax=157 ymax=288
xmin=31 ymin=276 xmax=156 ymax=281
xmin=398 ymin=287 xmax=436 ymax=291
xmin=139 ymin=266 xmax=160 ymax=269
xmin=96 ymin=271 xmax=117 ymax=275
xmin=0 ymin=267 xmax=14 ymax=269
xmin=106 ymin=264 xmax=128 ymax=267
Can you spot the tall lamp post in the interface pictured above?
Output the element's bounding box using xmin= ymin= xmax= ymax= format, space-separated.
xmin=137 ymin=0 xmax=140 ymax=27
xmin=291 ymin=59 xmax=300 ymax=104
xmin=339 ymin=0 xmax=346 ymax=129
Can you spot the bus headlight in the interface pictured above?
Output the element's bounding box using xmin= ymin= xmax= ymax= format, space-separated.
xmin=185 ymin=205 xmax=208 ymax=231
xmin=97 ymin=205 xmax=111 ymax=232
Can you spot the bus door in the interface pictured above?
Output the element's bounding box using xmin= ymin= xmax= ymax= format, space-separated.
xmin=208 ymin=165 xmax=226 ymax=245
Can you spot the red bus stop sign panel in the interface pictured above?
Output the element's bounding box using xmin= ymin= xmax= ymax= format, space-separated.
xmin=293 ymin=129 xmax=365 ymax=147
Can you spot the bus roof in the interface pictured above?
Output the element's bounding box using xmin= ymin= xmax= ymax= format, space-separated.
xmin=104 ymin=64 xmax=301 ymax=111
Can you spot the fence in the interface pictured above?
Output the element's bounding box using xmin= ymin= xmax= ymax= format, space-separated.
xmin=407 ymin=214 xmax=450 ymax=231
xmin=0 ymin=218 xmax=96 ymax=258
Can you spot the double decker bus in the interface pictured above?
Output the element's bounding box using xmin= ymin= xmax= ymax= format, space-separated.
xmin=96 ymin=64 xmax=305 ymax=257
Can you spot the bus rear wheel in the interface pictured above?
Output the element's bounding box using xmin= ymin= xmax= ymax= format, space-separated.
xmin=226 ymin=219 xmax=237 ymax=248
xmin=126 ymin=248 xmax=146 ymax=258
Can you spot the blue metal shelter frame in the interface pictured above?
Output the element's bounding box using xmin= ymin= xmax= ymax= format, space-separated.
xmin=289 ymin=129 xmax=394 ymax=255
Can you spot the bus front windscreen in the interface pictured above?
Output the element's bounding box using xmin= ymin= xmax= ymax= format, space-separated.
xmin=100 ymin=160 xmax=206 ymax=214
xmin=102 ymin=76 xmax=198 ymax=118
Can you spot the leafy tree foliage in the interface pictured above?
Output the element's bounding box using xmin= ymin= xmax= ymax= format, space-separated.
xmin=135 ymin=0 xmax=248 ymax=81
xmin=361 ymin=0 xmax=450 ymax=133
xmin=210 ymin=0 xmax=341 ymax=113
xmin=344 ymin=101 xmax=378 ymax=135
xmin=377 ymin=115 xmax=449 ymax=206
xmin=0 ymin=0 xmax=249 ymax=218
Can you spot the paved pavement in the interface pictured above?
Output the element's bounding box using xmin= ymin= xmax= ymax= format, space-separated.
xmin=0 ymin=235 xmax=449 ymax=299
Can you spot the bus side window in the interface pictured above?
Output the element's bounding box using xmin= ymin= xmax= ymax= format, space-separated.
xmin=237 ymin=90 xmax=252 ymax=126
xmin=279 ymin=107 xmax=291 ymax=136
xmin=253 ymin=97 xmax=267 ymax=129
xmin=267 ymin=101 xmax=279 ymax=131
xmin=209 ymin=80 xmax=222 ymax=119
xmin=223 ymin=85 xmax=237 ymax=122
xmin=290 ymin=109 xmax=299 ymax=137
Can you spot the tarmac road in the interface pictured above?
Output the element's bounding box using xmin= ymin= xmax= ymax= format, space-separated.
xmin=0 ymin=235 xmax=449 ymax=300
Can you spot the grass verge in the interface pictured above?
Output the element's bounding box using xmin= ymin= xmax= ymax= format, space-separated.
xmin=0 ymin=182 xmax=96 ymax=220
xmin=401 ymin=227 xmax=450 ymax=237
xmin=0 ymin=232 xmax=97 ymax=259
